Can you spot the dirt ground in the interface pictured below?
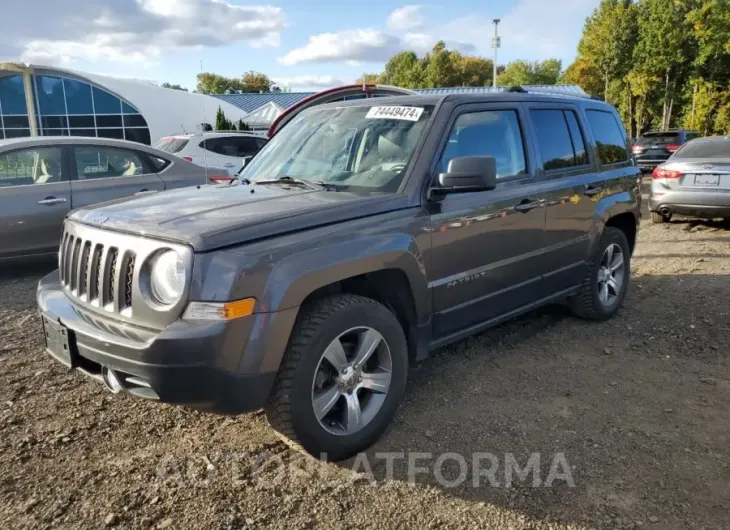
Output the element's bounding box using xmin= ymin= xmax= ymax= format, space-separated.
xmin=1 ymin=197 xmax=729 ymax=529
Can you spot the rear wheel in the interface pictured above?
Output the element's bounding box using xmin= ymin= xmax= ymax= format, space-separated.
xmin=265 ymin=294 xmax=408 ymax=461
xmin=651 ymin=211 xmax=671 ymax=223
xmin=569 ymin=226 xmax=630 ymax=321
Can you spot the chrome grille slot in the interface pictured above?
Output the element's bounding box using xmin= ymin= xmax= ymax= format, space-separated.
xmin=63 ymin=235 xmax=75 ymax=287
xmin=79 ymin=241 xmax=92 ymax=298
xmin=106 ymin=248 xmax=119 ymax=306
xmin=90 ymin=244 xmax=104 ymax=301
xmin=69 ymin=238 xmax=82 ymax=292
xmin=59 ymin=233 xmax=69 ymax=284
xmin=122 ymin=253 xmax=136 ymax=310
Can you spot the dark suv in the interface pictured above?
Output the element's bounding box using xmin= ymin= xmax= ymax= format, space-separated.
xmin=37 ymin=92 xmax=640 ymax=460
xmin=632 ymin=129 xmax=701 ymax=172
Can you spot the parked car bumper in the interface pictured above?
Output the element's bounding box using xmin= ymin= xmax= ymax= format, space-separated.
xmin=36 ymin=270 xmax=292 ymax=414
xmin=634 ymin=156 xmax=670 ymax=171
xmin=649 ymin=189 xmax=730 ymax=218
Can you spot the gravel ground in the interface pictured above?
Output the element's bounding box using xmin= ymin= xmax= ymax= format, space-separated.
xmin=1 ymin=196 xmax=729 ymax=529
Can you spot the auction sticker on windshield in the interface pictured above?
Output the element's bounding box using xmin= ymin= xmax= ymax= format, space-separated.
xmin=366 ymin=106 xmax=424 ymax=121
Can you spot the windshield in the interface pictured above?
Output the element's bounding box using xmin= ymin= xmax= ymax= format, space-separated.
xmin=674 ymin=138 xmax=730 ymax=159
xmin=240 ymin=104 xmax=434 ymax=192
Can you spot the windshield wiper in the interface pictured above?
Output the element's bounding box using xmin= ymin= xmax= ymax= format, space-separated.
xmin=314 ymin=181 xmax=345 ymax=191
xmin=254 ymin=176 xmax=321 ymax=189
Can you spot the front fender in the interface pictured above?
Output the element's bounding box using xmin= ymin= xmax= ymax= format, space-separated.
xmin=261 ymin=232 xmax=430 ymax=325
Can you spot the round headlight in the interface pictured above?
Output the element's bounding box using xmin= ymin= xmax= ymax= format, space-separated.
xmin=149 ymin=250 xmax=186 ymax=305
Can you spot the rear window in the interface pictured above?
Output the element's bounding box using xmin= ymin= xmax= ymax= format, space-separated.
xmin=674 ymin=139 xmax=730 ymax=159
xmin=585 ymin=110 xmax=629 ymax=164
xmin=155 ymin=137 xmax=189 ymax=153
xmin=637 ymin=132 xmax=680 ymax=146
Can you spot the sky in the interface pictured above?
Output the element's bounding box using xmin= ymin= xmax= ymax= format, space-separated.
xmin=0 ymin=0 xmax=600 ymax=92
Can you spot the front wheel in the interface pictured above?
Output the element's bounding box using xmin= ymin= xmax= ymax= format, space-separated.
xmin=265 ymin=294 xmax=408 ymax=461
xmin=569 ymin=226 xmax=631 ymax=321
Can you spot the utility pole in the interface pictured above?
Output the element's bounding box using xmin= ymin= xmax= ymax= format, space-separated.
xmin=492 ymin=19 xmax=501 ymax=90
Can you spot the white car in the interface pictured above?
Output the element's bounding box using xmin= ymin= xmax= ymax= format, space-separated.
xmin=155 ymin=132 xmax=268 ymax=178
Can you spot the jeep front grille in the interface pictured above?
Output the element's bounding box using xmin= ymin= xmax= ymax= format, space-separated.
xmin=59 ymin=230 xmax=135 ymax=314
xmin=57 ymin=220 xmax=193 ymax=329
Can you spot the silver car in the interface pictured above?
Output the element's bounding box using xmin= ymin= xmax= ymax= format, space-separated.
xmin=0 ymin=136 xmax=211 ymax=262
xmin=649 ymin=136 xmax=730 ymax=223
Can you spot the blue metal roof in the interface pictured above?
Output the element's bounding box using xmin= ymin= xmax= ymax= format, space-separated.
xmin=215 ymin=85 xmax=588 ymax=114
xmin=213 ymin=92 xmax=313 ymax=113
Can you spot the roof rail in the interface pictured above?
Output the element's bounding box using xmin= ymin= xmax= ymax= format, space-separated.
xmin=504 ymin=85 xmax=601 ymax=101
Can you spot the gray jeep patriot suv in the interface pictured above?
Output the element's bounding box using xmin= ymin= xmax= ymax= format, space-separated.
xmin=37 ymin=92 xmax=640 ymax=460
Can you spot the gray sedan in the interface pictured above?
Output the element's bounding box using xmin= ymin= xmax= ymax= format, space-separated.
xmin=649 ymin=136 xmax=730 ymax=223
xmin=0 ymin=136 xmax=211 ymax=261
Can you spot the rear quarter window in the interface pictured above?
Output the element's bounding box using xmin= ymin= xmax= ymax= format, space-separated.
xmin=585 ymin=110 xmax=629 ymax=165
xmin=155 ymin=137 xmax=189 ymax=154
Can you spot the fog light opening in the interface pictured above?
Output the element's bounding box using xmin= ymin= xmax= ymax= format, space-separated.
xmin=103 ymin=367 xmax=123 ymax=394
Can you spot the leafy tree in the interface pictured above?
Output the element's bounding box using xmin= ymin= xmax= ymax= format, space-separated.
xmin=561 ymin=56 xmax=604 ymax=96
xmin=380 ymin=51 xmax=424 ymax=88
xmin=356 ymin=73 xmax=383 ymax=84
xmin=498 ymin=59 xmax=563 ymax=86
xmin=241 ymin=71 xmax=274 ymax=93
xmin=423 ymin=41 xmax=461 ymax=88
xmin=236 ymin=119 xmax=251 ymax=131
xmin=161 ymin=82 xmax=188 ymax=91
xmin=197 ymin=73 xmax=243 ymax=94
xmin=577 ymin=0 xmax=639 ymax=102
xmin=633 ymin=0 xmax=695 ymax=130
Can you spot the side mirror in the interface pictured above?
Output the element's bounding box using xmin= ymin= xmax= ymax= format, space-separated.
xmin=432 ymin=156 xmax=497 ymax=197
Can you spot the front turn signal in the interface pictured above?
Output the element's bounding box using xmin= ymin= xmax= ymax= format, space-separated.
xmin=182 ymin=298 xmax=256 ymax=321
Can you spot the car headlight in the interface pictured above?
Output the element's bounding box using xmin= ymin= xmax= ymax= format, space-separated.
xmin=149 ymin=250 xmax=186 ymax=305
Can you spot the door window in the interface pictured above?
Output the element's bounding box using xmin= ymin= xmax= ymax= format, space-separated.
xmin=0 ymin=147 xmax=63 ymax=187
xmin=586 ymin=110 xmax=629 ymax=164
xmin=439 ymin=110 xmax=527 ymax=179
xmin=530 ymin=109 xmax=588 ymax=170
xmin=73 ymin=146 xmax=148 ymax=180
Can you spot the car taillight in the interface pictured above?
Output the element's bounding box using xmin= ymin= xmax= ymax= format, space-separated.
xmin=631 ymin=145 xmax=644 ymax=154
xmin=209 ymin=175 xmax=233 ymax=184
xmin=652 ymin=167 xmax=682 ymax=179
xmin=182 ymin=156 xmax=193 ymax=162
xmin=666 ymin=144 xmax=680 ymax=152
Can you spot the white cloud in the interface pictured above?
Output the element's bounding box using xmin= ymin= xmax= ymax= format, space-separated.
xmin=279 ymin=0 xmax=595 ymax=68
xmin=387 ymin=5 xmax=424 ymax=31
xmin=273 ymin=75 xmax=346 ymax=90
xmin=0 ymin=0 xmax=286 ymax=66
xmin=278 ymin=29 xmax=402 ymax=66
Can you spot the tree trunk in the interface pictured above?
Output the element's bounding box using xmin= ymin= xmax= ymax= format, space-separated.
xmin=662 ymin=71 xmax=670 ymax=130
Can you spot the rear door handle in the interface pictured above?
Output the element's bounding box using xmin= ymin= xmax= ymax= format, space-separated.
xmin=514 ymin=199 xmax=542 ymax=213
xmin=224 ymin=163 xmax=235 ymax=167
xmin=38 ymin=197 xmax=67 ymax=205
xmin=584 ymin=185 xmax=603 ymax=197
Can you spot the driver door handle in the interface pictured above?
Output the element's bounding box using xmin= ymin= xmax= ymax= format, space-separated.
xmin=38 ymin=197 xmax=67 ymax=205
xmin=514 ymin=199 xmax=543 ymax=213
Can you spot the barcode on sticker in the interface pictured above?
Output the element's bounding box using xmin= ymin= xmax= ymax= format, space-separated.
xmin=366 ymin=106 xmax=424 ymax=121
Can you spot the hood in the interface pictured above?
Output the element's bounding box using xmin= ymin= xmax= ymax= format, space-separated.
xmin=69 ymin=183 xmax=411 ymax=252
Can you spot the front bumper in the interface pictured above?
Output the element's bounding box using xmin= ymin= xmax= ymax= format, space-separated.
xmin=649 ymin=189 xmax=730 ymax=218
xmin=37 ymin=270 xmax=297 ymax=414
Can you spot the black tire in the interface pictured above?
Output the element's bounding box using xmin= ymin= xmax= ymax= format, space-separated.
xmin=569 ymin=226 xmax=631 ymax=321
xmin=265 ymin=294 xmax=408 ymax=461
xmin=651 ymin=211 xmax=670 ymax=223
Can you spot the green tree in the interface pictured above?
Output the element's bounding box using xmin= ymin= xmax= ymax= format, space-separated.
xmin=498 ymin=59 xmax=562 ymax=86
xmin=236 ymin=119 xmax=251 ymax=131
xmin=356 ymin=73 xmax=383 ymax=84
xmin=215 ymin=106 xmax=234 ymax=131
xmin=380 ymin=51 xmax=425 ymax=88
xmin=161 ymin=82 xmax=188 ymax=91
xmin=577 ymin=0 xmax=639 ymax=103
xmin=422 ymin=41 xmax=461 ymax=88
xmin=241 ymin=71 xmax=274 ymax=93
xmin=561 ymin=55 xmax=605 ymax=96
xmin=633 ymin=0 xmax=696 ymax=130
xmin=196 ymin=73 xmax=243 ymax=94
